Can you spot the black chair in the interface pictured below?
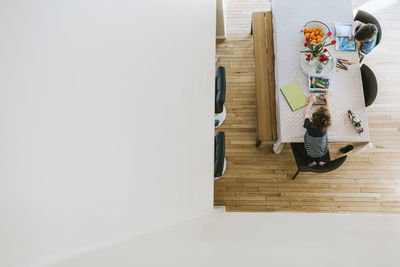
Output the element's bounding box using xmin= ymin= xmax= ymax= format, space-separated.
xmin=215 ymin=66 xmax=226 ymax=128
xmin=354 ymin=10 xmax=382 ymax=62
xmin=214 ymin=132 xmax=226 ymax=180
xmin=290 ymin=143 xmax=347 ymax=180
xmin=361 ymin=64 xmax=378 ymax=107
xmin=354 ymin=10 xmax=382 ymax=47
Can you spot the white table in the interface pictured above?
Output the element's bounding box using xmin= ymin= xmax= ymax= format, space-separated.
xmin=272 ymin=0 xmax=370 ymax=154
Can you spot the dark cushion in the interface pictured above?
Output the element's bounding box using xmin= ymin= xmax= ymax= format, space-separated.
xmin=214 ymin=132 xmax=225 ymax=177
xmin=215 ymin=66 xmax=226 ymax=114
xmin=301 ymin=156 xmax=347 ymax=173
xmin=361 ymin=64 xmax=378 ymax=107
xmin=290 ymin=143 xmax=347 ymax=174
xmin=290 ymin=143 xmax=330 ymax=167
xmin=354 ymin=10 xmax=382 ymax=46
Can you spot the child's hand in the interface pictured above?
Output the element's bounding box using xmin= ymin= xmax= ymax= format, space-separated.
xmin=309 ymin=94 xmax=317 ymax=104
xmin=348 ymin=33 xmax=353 ymax=41
xmin=324 ymin=92 xmax=330 ymax=103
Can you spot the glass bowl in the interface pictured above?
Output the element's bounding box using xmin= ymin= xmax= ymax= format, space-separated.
xmin=303 ymin=21 xmax=331 ymax=44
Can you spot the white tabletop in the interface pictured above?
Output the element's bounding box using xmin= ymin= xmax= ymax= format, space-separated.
xmin=272 ymin=0 xmax=370 ymax=143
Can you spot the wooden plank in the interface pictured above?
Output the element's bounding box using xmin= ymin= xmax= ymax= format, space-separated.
xmin=252 ymin=12 xmax=272 ymax=141
xmin=264 ymin=12 xmax=278 ymax=140
xmin=252 ymin=11 xmax=277 ymax=141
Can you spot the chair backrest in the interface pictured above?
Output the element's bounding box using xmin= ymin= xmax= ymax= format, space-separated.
xmin=215 ymin=66 xmax=226 ymax=114
xmin=300 ymin=155 xmax=347 ymax=174
xmin=290 ymin=142 xmax=331 ymax=168
xmin=214 ymin=131 xmax=225 ymax=177
xmin=354 ymin=10 xmax=382 ymax=46
xmin=361 ymin=64 xmax=378 ymax=107
xmin=291 ymin=142 xmax=347 ymax=174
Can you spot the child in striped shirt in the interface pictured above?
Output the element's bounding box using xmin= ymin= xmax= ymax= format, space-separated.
xmin=303 ymin=93 xmax=332 ymax=167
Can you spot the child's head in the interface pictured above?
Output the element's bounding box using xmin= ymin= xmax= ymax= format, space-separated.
xmin=355 ymin=23 xmax=378 ymax=42
xmin=310 ymin=107 xmax=331 ymax=132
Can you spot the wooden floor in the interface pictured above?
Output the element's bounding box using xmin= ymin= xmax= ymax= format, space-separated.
xmin=214 ymin=0 xmax=400 ymax=213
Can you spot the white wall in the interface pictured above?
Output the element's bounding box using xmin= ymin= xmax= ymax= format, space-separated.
xmin=51 ymin=212 xmax=400 ymax=267
xmin=216 ymin=0 xmax=227 ymax=39
xmin=0 ymin=1 xmax=215 ymax=266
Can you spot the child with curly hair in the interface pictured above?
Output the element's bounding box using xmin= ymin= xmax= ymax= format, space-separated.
xmin=303 ymin=93 xmax=332 ymax=167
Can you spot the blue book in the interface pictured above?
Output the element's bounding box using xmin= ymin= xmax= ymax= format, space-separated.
xmin=335 ymin=23 xmax=356 ymax=51
xmin=337 ymin=36 xmax=356 ymax=51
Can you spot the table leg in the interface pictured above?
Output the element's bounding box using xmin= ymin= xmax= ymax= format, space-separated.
xmin=273 ymin=141 xmax=285 ymax=154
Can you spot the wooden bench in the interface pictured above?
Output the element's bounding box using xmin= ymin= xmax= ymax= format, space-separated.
xmin=251 ymin=11 xmax=278 ymax=147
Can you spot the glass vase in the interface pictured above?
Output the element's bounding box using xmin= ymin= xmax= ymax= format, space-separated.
xmin=306 ymin=57 xmax=317 ymax=66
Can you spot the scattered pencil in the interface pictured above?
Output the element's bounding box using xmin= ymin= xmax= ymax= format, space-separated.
xmin=337 ymin=61 xmax=348 ymax=69
xmin=336 ymin=58 xmax=356 ymax=64
xmin=342 ymin=60 xmax=357 ymax=64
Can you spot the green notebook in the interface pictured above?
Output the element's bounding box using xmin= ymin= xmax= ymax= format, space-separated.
xmin=280 ymin=82 xmax=308 ymax=111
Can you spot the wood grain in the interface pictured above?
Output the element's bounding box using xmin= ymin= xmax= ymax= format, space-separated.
xmin=264 ymin=11 xmax=277 ymax=140
xmin=252 ymin=11 xmax=277 ymax=141
xmin=215 ymin=0 xmax=400 ymax=213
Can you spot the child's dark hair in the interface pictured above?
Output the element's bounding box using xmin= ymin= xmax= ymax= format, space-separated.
xmin=310 ymin=107 xmax=331 ymax=132
xmin=355 ymin=23 xmax=378 ymax=41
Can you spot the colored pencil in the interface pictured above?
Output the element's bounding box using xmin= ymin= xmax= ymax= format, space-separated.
xmin=336 ymin=64 xmax=347 ymax=70
xmin=337 ymin=61 xmax=348 ymax=69
xmin=337 ymin=58 xmax=356 ymax=64
xmin=339 ymin=61 xmax=351 ymax=65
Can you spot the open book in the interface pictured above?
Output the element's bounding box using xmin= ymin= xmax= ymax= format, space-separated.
xmin=335 ymin=23 xmax=356 ymax=51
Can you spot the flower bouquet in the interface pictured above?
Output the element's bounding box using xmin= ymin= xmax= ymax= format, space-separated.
xmin=301 ymin=31 xmax=336 ymax=64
